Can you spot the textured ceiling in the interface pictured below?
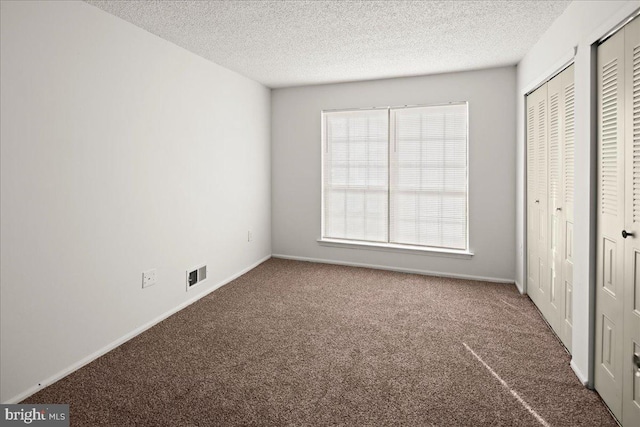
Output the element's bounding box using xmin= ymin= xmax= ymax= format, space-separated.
xmin=85 ymin=0 xmax=571 ymax=88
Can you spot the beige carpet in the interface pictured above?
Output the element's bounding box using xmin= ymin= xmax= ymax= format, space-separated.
xmin=25 ymin=258 xmax=616 ymax=426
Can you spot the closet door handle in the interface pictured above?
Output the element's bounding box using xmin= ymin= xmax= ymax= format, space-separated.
xmin=556 ymin=207 xmax=562 ymax=212
xmin=535 ymin=200 xmax=540 ymax=204
xmin=622 ymin=230 xmax=635 ymax=239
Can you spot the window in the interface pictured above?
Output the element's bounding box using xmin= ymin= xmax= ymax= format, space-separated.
xmin=321 ymin=103 xmax=468 ymax=252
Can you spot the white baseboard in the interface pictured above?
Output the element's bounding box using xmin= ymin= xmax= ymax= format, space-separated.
xmin=3 ymin=254 xmax=271 ymax=404
xmin=272 ymin=254 xmax=514 ymax=284
xmin=570 ymin=359 xmax=589 ymax=386
xmin=515 ymin=280 xmax=524 ymax=294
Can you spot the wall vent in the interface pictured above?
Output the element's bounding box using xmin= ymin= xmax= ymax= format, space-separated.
xmin=186 ymin=264 xmax=207 ymax=290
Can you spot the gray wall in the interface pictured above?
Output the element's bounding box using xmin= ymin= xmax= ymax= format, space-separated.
xmin=0 ymin=1 xmax=271 ymax=402
xmin=272 ymin=67 xmax=517 ymax=282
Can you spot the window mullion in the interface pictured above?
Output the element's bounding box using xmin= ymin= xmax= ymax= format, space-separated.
xmin=387 ymin=107 xmax=391 ymax=243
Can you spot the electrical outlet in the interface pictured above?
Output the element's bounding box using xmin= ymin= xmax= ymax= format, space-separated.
xmin=142 ymin=269 xmax=157 ymax=288
xmin=248 ymin=230 xmax=253 ymax=242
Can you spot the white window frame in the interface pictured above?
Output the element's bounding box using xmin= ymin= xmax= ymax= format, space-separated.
xmin=319 ymin=103 xmax=472 ymax=258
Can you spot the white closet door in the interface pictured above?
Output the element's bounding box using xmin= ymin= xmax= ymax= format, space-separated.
xmin=527 ymin=66 xmax=574 ymax=352
xmin=545 ymin=64 xmax=575 ymax=351
xmin=527 ymin=86 xmax=548 ymax=315
xmin=622 ymin=15 xmax=640 ymax=427
xmin=595 ymin=27 xmax=626 ymax=421
xmin=547 ymin=71 xmax=564 ymax=338
xmin=536 ymin=86 xmax=550 ymax=318
xmin=526 ymin=90 xmax=540 ymax=307
xmin=560 ymin=64 xmax=575 ymax=352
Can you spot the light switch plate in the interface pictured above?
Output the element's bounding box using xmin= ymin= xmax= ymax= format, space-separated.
xmin=142 ymin=269 xmax=157 ymax=288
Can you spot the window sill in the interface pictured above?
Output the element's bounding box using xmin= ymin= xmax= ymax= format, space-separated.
xmin=317 ymin=238 xmax=474 ymax=259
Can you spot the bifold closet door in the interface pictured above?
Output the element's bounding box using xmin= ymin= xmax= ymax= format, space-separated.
xmin=526 ymin=85 xmax=549 ymax=319
xmin=596 ymin=15 xmax=640 ymax=426
xmin=622 ymin=15 xmax=640 ymax=427
xmin=526 ymin=89 xmax=538 ymax=312
xmin=560 ymin=65 xmax=575 ymax=350
xmin=526 ymin=67 xmax=574 ymax=349
xmin=547 ymin=65 xmax=575 ymax=351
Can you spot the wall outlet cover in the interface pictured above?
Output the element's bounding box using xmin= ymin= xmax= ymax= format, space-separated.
xmin=142 ymin=269 xmax=157 ymax=288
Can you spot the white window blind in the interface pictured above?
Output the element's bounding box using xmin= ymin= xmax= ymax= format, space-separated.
xmin=323 ymin=109 xmax=389 ymax=242
xmin=322 ymin=103 xmax=468 ymax=251
xmin=390 ymin=104 xmax=468 ymax=250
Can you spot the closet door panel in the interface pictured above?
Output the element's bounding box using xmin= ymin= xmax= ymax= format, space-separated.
xmin=536 ymin=85 xmax=549 ymax=315
xmin=561 ymin=64 xmax=575 ymax=351
xmin=527 ymin=66 xmax=574 ymax=351
xmin=526 ymin=86 xmax=547 ymax=315
xmin=527 ymin=92 xmax=538 ymax=298
xmin=596 ymin=28 xmax=626 ymax=420
xmin=623 ymin=15 xmax=640 ymax=427
xmin=527 ymin=91 xmax=536 ymax=298
xmin=548 ymin=72 xmax=564 ymax=336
